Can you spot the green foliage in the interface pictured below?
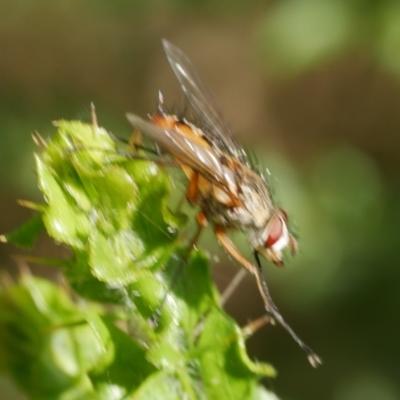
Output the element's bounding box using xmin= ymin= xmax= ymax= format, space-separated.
xmin=259 ymin=0 xmax=353 ymax=77
xmin=258 ymin=0 xmax=400 ymax=77
xmin=0 ymin=120 xmax=275 ymax=400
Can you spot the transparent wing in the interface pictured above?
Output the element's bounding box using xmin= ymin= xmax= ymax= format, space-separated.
xmin=162 ymin=39 xmax=245 ymax=161
xmin=126 ymin=113 xmax=236 ymax=190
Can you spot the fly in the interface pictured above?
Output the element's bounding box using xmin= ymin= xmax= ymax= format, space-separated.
xmin=126 ymin=39 xmax=321 ymax=367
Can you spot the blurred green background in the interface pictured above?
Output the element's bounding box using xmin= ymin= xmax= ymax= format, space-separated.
xmin=1 ymin=1 xmax=400 ymax=399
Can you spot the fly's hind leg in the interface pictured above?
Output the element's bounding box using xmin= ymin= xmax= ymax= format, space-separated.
xmin=214 ymin=226 xmax=322 ymax=367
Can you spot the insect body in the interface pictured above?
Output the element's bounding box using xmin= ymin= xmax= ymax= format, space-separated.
xmin=127 ymin=40 xmax=321 ymax=367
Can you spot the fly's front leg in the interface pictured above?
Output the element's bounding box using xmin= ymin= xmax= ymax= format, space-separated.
xmin=214 ymin=227 xmax=321 ymax=367
xmin=214 ymin=226 xmax=271 ymax=309
xmin=214 ymin=226 xmax=259 ymax=276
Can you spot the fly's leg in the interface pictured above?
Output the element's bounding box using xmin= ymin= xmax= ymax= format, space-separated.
xmin=253 ymin=251 xmax=322 ymax=367
xmin=214 ymin=226 xmax=259 ymax=275
xmin=174 ymin=170 xmax=200 ymax=214
xmin=241 ymin=315 xmax=274 ymax=339
xmin=186 ymin=171 xmax=199 ymax=205
xmin=220 ymin=268 xmax=247 ymax=306
xmin=214 ymin=226 xmax=322 ymax=367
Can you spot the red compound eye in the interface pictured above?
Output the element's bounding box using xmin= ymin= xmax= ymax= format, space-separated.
xmin=265 ymin=215 xmax=283 ymax=248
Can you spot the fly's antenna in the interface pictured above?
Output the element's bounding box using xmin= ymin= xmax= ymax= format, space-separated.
xmin=254 ymin=251 xmax=322 ymax=368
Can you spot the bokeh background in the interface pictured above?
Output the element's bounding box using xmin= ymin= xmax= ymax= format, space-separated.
xmin=1 ymin=1 xmax=400 ymax=399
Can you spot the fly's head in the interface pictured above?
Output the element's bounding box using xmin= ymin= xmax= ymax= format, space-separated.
xmin=252 ymin=208 xmax=298 ymax=267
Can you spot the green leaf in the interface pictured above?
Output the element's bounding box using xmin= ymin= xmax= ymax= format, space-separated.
xmin=1 ymin=119 xmax=277 ymax=399
xmin=197 ymin=308 xmax=276 ymax=400
xmin=77 ymin=165 xmax=137 ymax=231
xmin=90 ymin=318 xmax=156 ymax=399
xmin=35 ymin=154 xmax=90 ymax=249
xmin=89 ymin=229 xmax=140 ymax=283
xmin=145 ymin=251 xmax=217 ymax=369
xmin=0 ymin=213 xmax=45 ymax=248
xmin=65 ymin=250 xmax=138 ymax=305
xmin=133 ymin=371 xmax=185 ymax=400
xmin=126 ymin=160 xmax=186 ymax=270
xmin=38 ymin=121 xmax=185 ymax=279
xmin=0 ymin=276 xmax=107 ymax=399
xmin=146 ymin=251 xmax=275 ymax=399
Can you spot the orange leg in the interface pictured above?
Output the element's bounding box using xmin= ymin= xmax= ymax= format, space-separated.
xmin=214 ymin=226 xmax=275 ymax=313
xmin=186 ymin=171 xmax=199 ymax=205
xmin=214 ymin=226 xmax=258 ymax=276
xmin=175 ymin=171 xmax=201 ymax=213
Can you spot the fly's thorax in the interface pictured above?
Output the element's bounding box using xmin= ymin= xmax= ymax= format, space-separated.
xmin=151 ymin=113 xmax=209 ymax=146
xmin=235 ymin=165 xmax=275 ymax=227
xmin=200 ymin=163 xmax=275 ymax=230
